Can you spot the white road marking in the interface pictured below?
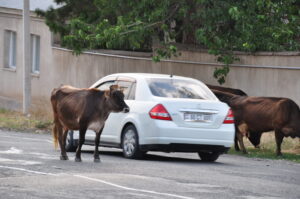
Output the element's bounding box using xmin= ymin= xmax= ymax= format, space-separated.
xmin=0 ymin=165 xmax=58 ymax=176
xmin=0 ymin=147 xmax=23 ymax=154
xmin=128 ymin=192 xmax=154 ymax=197
xmin=28 ymin=152 xmax=58 ymax=160
xmin=0 ymin=135 xmax=52 ymax=143
xmin=0 ymin=158 xmax=42 ymax=165
xmin=0 ymin=165 xmax=194 ymax=199
xmin=242 ymin=196 xmax=280 ymax=199
xmin=74 ymin=174 xmax=195 ymax=199
xmin=0 ymin=147 xmax=56 ymax=162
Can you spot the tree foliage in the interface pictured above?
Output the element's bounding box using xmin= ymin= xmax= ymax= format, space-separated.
xmin=36 ymin=0 xmax=300 ymax=84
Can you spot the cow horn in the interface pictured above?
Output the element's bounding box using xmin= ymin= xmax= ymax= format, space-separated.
xmin=109 ymin=85 xmax=119 ymax=92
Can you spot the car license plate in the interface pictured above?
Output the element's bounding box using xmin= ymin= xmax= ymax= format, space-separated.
xmin=184 ymin=112 xmax=212 ymax=122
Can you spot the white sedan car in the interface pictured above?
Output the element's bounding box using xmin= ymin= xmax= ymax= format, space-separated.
xmin=66 ymin=73 xmax=235 ymax=162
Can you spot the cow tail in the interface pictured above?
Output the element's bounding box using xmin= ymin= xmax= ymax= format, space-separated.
xmin=50 ymin=88 xmax=59 ymax=149
xmin=52 ymin=122 xmax=59 ymax=149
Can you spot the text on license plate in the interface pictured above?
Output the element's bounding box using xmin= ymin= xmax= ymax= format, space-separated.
xmin=184 ymin=112 xmax=212 ymax=122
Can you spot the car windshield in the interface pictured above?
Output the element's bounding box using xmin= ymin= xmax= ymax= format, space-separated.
xmin=147 ymin=78 xmax=217 ymax=100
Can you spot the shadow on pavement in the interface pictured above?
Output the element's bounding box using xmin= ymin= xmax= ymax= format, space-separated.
xmin=80 ymin=149 xmax=229 ymax=165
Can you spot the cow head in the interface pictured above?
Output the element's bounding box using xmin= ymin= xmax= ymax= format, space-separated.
xmin=107 ymin=85 xmax=130 ymax=113
xmin=248 ymin=131 xmax=263 ymax=148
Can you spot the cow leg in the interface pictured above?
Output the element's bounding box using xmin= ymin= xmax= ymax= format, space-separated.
xmin=234 ymin=125 xmax=240 ymax=151
xmin=275 ymin=130 xmax=284 ymax=156
xmin=234 ymin=136 xmax=240 ymax=151
xmin=57 ymin=124 xmax=68 ymax=160
xmin=237 ymin=123 xmax=249 ymax=154
xmin=60 ymin=129 xmax=69 ymax=160
xmin=94 ymin=127 xmax=104 ymax=163
xmin=75 ymin=128 xmax=87 ymax=162
xmin=237 ymin=131 xmax=247 ymax=154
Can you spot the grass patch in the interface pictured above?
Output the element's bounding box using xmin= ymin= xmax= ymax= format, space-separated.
xmin=229 ymin=148 xmax=300 ymax=163
xmin=0 ymin=108 xmax=52 ymax=133
xmin=228 ymin=133 xmax=300 ymax=163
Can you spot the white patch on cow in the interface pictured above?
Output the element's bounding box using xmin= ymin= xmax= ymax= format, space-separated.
xmin=0 ymin=147 xmax=23 ymax=154
xmin=88 ymin=120 xmax=104 ymax=133
xmin=76 ymin=117 xmax=80 ymax=124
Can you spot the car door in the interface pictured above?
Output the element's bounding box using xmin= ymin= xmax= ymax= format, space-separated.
xmin=101 ymin=77 xmax=136 ymax=144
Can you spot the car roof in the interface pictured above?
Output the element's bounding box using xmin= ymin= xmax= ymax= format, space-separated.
xmin=107 ymin=73 xmax=198 ymax=81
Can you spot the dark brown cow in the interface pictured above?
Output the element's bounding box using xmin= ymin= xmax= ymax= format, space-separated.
xmin=208 ymin=87 xmax=263 ymax=151
xmin=51 ymin=85 xmax=129 ymax=162
xmin=206 ymin=84 xmax=248 ymax=96
xmin=211 ymin=89 xmax=252 ymax=151
xmin=213 ymin=90 xmax=300 ymax=155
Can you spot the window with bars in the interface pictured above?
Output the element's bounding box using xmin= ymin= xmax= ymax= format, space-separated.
xmin=4 ymin=30 xmax=17 ymax=69
xmin=30 ymin=34 xmax=40 ymax=73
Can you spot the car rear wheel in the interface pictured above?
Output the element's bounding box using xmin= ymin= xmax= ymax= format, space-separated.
xmin=121 ymin=125 xmax=144 ymax=159
xmin=65 ymin=130 xmax=78 ymax=152
xmin=198 ymin=151 xmax=220 ymax=162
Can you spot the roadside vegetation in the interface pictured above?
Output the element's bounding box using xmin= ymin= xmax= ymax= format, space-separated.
xmin=36 ymin=0 xmax=300 ymax=84
xmin=0 ymin=108 xmax=299 ymax=162
xmin=0 ymin=108 xmax=52 ymax=133
xmin=229 ymin=133 xmax=300 ymax=163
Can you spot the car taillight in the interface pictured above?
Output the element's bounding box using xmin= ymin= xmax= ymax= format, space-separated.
xmin=149 ymin=104 xmax=172 ymax=121
xmin=223 ymin=109 xmax=234 ymax=124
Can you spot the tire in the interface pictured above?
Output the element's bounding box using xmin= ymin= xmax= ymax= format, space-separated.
xmin=65 ymin=130 xmax=78 ymax=152
xmin=121 ymin=125 xmax=144 ymax=159
xmin=198 ymin=151 xmax=220 ymax=162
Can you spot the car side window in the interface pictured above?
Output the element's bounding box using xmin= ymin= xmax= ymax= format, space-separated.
xmin=127 ymin=83 xmax=136 ymax=100
xmin=96 ymin=81 xmax=116 ymax=90
xmin=117 ymin=81 xmax=135 ymax=100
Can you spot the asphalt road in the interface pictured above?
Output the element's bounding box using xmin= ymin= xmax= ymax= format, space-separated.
xmin=0 ymin=129 xmax=299 ymax=199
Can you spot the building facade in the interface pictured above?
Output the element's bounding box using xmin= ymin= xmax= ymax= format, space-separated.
xmin=1 ymin=3 xmax=300 ymax=117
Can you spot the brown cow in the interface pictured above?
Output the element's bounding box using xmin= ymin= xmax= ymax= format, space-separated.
xmin=208 ymin=87 xmax=263 ymax=151
xmin=213 ymin=90 xmax=300 ymax=155
xmin=51 ymin=85 xmax=129 ymax=162
xmin=211 ymin=89 xmax=251 ymax=152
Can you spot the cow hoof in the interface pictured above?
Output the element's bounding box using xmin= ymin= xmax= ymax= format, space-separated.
xmin=60 ymin=155 xmax=69 ymax=160
xmin=75 ymin=158 xmax=82 ymax=162
xmin=234 ymin=147 xmax=240 ymax=151
xmin=94 ymin=158 xmax=101 ymax=163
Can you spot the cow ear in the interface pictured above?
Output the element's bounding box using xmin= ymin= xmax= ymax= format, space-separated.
xmin=104 ymin=90 xmax=110 ymax=98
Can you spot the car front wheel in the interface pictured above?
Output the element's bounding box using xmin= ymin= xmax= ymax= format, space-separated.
xmin=198 ymin=151 xmax=220 ymax=162
xmin=121 ymin=125 xmax=144 ymax=159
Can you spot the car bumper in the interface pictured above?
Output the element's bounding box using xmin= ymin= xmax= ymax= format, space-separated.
xmin=140 ymin=144 xmax=230 ymax=153
xmin=139 ymin=120 xmax=235 ymax=148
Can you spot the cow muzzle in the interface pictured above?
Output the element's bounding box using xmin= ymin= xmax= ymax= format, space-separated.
xmin=123 ymin=107 xmax=130 ymax=113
